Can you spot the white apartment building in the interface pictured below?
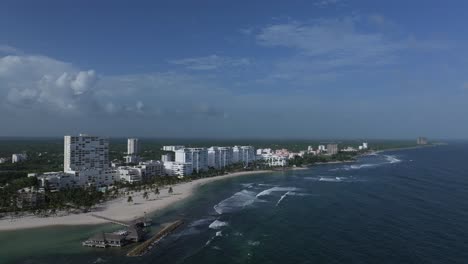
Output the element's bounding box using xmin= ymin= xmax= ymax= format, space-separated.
xmin=161 ymin=153 xmax=175 ymax=162
xmin=218 ymin=147 xmax=233 ymax=168
xmin=175 ymin=148 xmax=208 ymax=173
xmin=262 ymin=154 xmax=288 ymax=167
xmin=232 ymin=146 xmax=255 ymax=166
xmin=232 ymin=146 xmax=240 ymax=163
xmin=362 ymin=142 xmax=368 ymax=149
xmin=318 ymin=145 xmax=326 ymax=152
xmin=163 ymin=161 xmax=193 ymax=177
xmin=127 ymin=138 xmax=139 ymax=155
xmin=327 ymin=144 xmax=338 ymax=155
xmin=12 ymin=153 xmax=27 ymax=163
xmin=208 ymin=147 xmax=233 ymax=169
xmin=33 ymin=171 xmax=76 ymax=190
xmin=208 ymin=147 xmax=221 ymax=169
xmin=163 ymin=145 xmax=185 ymax=152
xmin=134 ymin=160 xmax=164 ymax=181
xmin=125 ymin=155 xmax=140 ymax=164
xmin=64 ymin=134 xmax=109 ymax=172
xmin=117 ymin=167 xmax=141 ymax=183
xmin=240 ymin=146 xmax=255 ymax=166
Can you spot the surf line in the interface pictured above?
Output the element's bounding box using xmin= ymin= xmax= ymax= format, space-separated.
xmin=276 ymin=191 xmax=291 ymax=207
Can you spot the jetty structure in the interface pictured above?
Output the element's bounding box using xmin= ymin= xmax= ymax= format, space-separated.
xmin=82 ymin=215 xmax=151 ymax=248
xmin=127 ymin=220 xmax=184 ymax=257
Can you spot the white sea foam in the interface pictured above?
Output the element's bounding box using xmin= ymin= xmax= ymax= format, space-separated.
xmin=385 ymin=155 xmax=401 ymax=164
xmin=214 ymin=190 xmax=257 ymax=214
xmin=188 ymin=217 xmax=216 ymax=227
xmin=209 ymin=220 xmax=229 ymax=229
xmin=276 ymin=191 xmax=291 ymax=206
xmin=205 ymin=236 xmax=215 ymax=246
xmin=248 ymin=240 xmax=260 ymax=246
xmin=256 ymin=187 xmax=299 ymax=197
xmin=93 ymin=258 xmax=106 ymax=264
xmin=335 ymin=154 xmax=402 ymax=171
xmin=288 ymin=192 xmax=311 ymax=196
xmin=319 ymin=177 xmax=343 ymax=182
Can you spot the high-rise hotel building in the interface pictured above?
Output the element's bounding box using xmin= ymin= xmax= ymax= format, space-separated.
xmin=64 ymin=134 xmax=109 ymax=172
xmin=127 ymin=138 xmax=139 ymax=155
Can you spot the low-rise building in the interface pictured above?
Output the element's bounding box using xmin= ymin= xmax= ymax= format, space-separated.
xmin=134 ymin=160 xmax=164 ymax=181
xmin=163 ymin=161 xmax=192 ymax=177
xmin=261 ymin=154 xmax=288 ymax=167
xmin=125 ymin=155 xmax=140 ymax=164
xmin=117 ymin=167 xmax=141 ymax=183
xmin=341 ymin=146 xmax=357 ymax=152
xmin=162 ymin=145 xmax=185 ymax=152
xmin=16 ymin=187 xmax=45 ymax=208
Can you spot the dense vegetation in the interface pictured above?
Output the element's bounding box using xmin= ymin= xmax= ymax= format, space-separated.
xmin=288 ymin=151 xmax=360 ymax=167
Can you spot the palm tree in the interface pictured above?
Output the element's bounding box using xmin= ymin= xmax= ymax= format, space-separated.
xmin=168 ymin=187 xmax=173 ymax=194
xmin=127 ymin=196 xmax=133 ymax=204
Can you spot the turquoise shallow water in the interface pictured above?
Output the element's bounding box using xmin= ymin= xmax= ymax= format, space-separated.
xmin=2 ymin=144 xmax=468 ymax=264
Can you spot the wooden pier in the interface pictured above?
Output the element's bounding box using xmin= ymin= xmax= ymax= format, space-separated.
xmin=91 ymin=214 xmax=130 ymax=227
xmin=127 ymin=220 xmax=184 ymax=257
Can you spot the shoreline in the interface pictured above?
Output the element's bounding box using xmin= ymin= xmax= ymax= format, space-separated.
xmin=373 ymin=144 xmax=439 ymax=154
xmin=0 ymin=145 xmax=438 ymax=232
xmin=0 ymin=170 xmax=274 ymax=231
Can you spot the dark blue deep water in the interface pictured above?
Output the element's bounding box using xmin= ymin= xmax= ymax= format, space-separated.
xmin=2 ymin=144 xmax=468 ymax=264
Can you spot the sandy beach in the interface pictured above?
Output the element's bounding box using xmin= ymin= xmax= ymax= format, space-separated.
xmin=0 ymin=170 xmax=274 ymax=231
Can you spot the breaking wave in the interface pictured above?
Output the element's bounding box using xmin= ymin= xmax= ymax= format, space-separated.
xmin=385 ymin=155 xmax=401 ymax=164
xmin=334 ymin=154 xmax=403 ymax=171
xmin=214 ymin=190 xmax=257 ymax=214
xmin=319 ymin=177 xmax=344 ymax=182
xmin=276 ymin=191 xmax=291 ymax=206
xmin=188 ymin=217 xmax=216 ymax=227
xmin=209 ymin=220 xmax=229 ymax=229
xmin=256 ymin=187 xmax=299 ymax=197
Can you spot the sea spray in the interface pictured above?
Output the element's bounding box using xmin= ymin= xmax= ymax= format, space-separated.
xmin=214 ymin=190 xmax=257 ymax=214
xmin=209 ymin=220 xmax=229 ymax=229
xmin=256 ymin=187 xmax=299 ymax=198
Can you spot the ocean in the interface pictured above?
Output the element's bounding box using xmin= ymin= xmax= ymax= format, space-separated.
xmin=2 ymin=144 xmax=468 ymax=264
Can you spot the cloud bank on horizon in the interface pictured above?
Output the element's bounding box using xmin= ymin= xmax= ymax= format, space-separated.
xmin=0 ymin=0 xmax=467 ymax=139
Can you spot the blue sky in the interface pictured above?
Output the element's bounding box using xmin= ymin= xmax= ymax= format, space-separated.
xmin=1 ymin=0 xmax=467 ymax=139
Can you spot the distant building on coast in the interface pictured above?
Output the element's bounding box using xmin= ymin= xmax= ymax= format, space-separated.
xmin=417 ymin=137 xmax=428 ymax=145
xmin=12 ymin=153 xmax=27 ymax=163
xmin=327 ymin=144 xmax=338 ymax=155
xmin=125 ymin=138 xmax=140 ymax=164
xmin=175 ymin=148 xmax=208 ymax=173
xmin=64 ymin=134 xmax=109 ymax=171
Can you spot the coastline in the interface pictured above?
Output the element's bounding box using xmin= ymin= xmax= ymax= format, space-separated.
xmin=0 ymin=145 xmax=438 ymax=232
xmin=0 ymin=170 xmax=273 ymax=231
xmin=373 ymin=144 xmax=439 ymax=154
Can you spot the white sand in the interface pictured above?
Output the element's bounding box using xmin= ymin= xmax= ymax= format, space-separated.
xmin=0 ymin=170 xmax=273 ymax=231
